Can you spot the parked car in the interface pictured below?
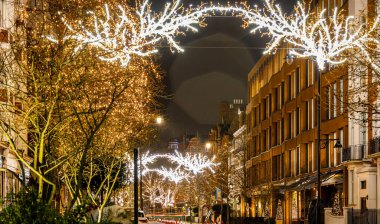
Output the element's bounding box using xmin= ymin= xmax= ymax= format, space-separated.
xmin=88 ymin=205 xmax=148 ymax=223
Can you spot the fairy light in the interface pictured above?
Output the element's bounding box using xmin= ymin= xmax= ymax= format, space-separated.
xmin=166 ymin=150 xmax=219 ymax=175
xmin=47 ymin=0 xmax=209 ymax=66
xmin=142 ymin=173 xmax=177 ymax=207
xmin=150 ymin=167 xmax=189 ymax=184
xmin=237 ymin=0 xmax=380 ymax=70
xmin=46 ymin=0 xmax=247 ymax=67
xmin=126 ymin=150 xmax=218 ymax=184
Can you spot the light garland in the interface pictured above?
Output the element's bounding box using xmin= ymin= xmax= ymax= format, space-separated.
xmin=149 ymin=167 xmax=189 ymax=184
xmin=165 ymin=150 xmax=219 ymax=175
xmin=238 ymin=0 xmax=380 ymax=70
xmin=142 ymin=174 xmax=177 ymax=208
xmin=46 ymin=0 xmax=244 ymax=67
xmin=126 ymin=150 xmax=218 ymax=184
xmin=47 ymin=0 xmax=206 ymax=66
xmin=46 ymin=0 xmax=379 ymax=70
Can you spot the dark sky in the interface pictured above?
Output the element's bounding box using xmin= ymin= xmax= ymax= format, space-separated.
xmin=155 ymin=0 xmax=297 ymax=147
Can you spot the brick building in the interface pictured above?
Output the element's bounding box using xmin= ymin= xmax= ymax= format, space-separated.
xmin=245 ymin=1 xmax=380 ymax=223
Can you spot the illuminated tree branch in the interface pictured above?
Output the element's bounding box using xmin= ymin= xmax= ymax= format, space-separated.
xmin=47 ymin=0 xmax=208 ymax=66
xmin=239 ymin=0 xmax=380 ymax=70
xmin=166 ymin=150 xmax=219 ymax=175
xmin=149 ymin=167 xmax=189 ymax=184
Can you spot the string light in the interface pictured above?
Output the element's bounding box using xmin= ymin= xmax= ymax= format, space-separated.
xmin=149 ymin=167 xmax=189 ymax=184
xmin=165 ymin=150 xmax=219 ymax=175
xmin=46 ymin=0 xmax=246 ymax=67
xmin=126 ymin=150 xmax=218 ymax=184
xmin=237 ymin=0 xmax=380 ymax=70
xmin=142 ymin=173 xmax=177 ymax=208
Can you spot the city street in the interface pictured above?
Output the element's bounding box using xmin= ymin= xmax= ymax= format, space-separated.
xmin=0 ymin=0 xmax=379 ymax=224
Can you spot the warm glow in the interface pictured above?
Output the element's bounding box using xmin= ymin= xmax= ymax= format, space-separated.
xmin=205 ymin=142 xmax=211 ymax=150
xmin=156 ymin=116 xmax=163 ymax=125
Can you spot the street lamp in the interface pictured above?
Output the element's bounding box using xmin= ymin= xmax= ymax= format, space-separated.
xmin=134 ymin=148 xmax=139 ymax=224
xmin=205 ymin=142 xmax=211 ymax=152
xmin=156 ymin=116 xmax=163 ymax=125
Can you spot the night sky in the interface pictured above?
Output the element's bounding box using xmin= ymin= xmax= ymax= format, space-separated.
xmin=155 ymin=0 xmax=297 ymax=148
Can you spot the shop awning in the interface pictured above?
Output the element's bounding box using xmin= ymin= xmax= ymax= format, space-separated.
xmin=282 ymin=170 xmax=343 ymax=192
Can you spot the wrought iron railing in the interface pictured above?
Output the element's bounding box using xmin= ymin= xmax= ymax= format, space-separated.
xmin=347 ymin=209 xmax=379 ymax=224
xmin=342 ymin=144 xmax=367 ymax=162
xmin=369 ymin=136 xmax=380 ymax=155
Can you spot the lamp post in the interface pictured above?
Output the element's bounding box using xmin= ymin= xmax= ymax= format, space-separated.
xmin=134 ymin=148 xmax=139 ymax=224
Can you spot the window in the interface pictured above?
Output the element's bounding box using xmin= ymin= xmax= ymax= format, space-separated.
xmin=311 ymin=61 xmax=315 ymax=85
xmin=296 ymin=107 xmax=300 ymax=135
xmin=305 ymin=61 xmax=309 ymax=87
xmin=360 ymin=113 xmax=366 ymax=144
xmin=258 ymin=104 xmax=261 ymax=121
xmin=340 ymin=79 xmax=344 ymax=114
xmin=339 ymin=128 xmax=344 ymax=148
xmin=326 ymin=86 xmax=331 ymax=119
xmin=296 ymin=68 xmax=300 ymax=94
xmin=288 ymin=75 xmax=292 ymax=101
xmin=305 ymin=102 xmax=309 ymax=130
xmin=360 ymin=180 xmax=367 ymax=189
xmin=312 ymin=99 xmax=315 ymax=127
xmin=274 ymin=88 xmax=279 ymax=111
xmin=288 ymin=113 xmax=292 ymax=139
xmin=263 ymin=98 xmax=267 ymax=120
xmin=258 ymin=133 xmax=261 ymax=153
xmin=296 ymin=146 xmax=300 ymax=175
xmin=274 ymin=122 xmax=280 ymax=146
xmin=288 ymin=150 xmax=292 ymax=177
xmin=0 ymin=0 xmax=5 ymax=28
xmin=281 ymin=82 xmax=285 ymax=107
xmin=306 ymin=143 xmax=311 ymax=173
xmin=328 ymin=0 xmax=334 ymax=16
xmin=290 ymin=150 xmax=295 ymax=176
xmin=263 ymin=130 xmax=267 ymax=151
xmin=281 ymin=118 xmax=285 ymax=143
xmin=269 ymin=94 xmax=272 ymax=114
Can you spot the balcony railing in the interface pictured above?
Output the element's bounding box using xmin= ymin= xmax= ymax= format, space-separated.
xmin=369 ymin=136 xmax=380 ymax=155
xmin=342 ymin=144 xmax=367 ymax=162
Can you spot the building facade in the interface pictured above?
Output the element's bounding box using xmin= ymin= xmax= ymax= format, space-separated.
xmin=246 ymin=0 xmax=380 ymax=223
xmin=0 ymin=0 xmax=29 ymax=207
xmin=228 ymin=107 xmax=248 ymax=219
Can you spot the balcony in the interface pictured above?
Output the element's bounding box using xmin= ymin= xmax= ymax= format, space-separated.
xmin=369 ymin=136 xmax=380 ymax=156
xmin=342 ymin=144 xmax=367 ymax=162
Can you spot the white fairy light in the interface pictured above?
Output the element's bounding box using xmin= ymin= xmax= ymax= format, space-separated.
xmin=166 ymin=150 xmax=219 ymax=175
xmin=142 ymin=174 xmax=177 ymax=208
xmin=157 ymin=186 xmax=177 ymax=208
xmin=46 ymin=0 xmax=242 ymax=67
xmin=237 ymin=0 xmax=380 ymax=70
xmin=125 ymin=150 xmax=218 ymax=184
xmin=150 ymin=167 xmax=189 ymax=184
